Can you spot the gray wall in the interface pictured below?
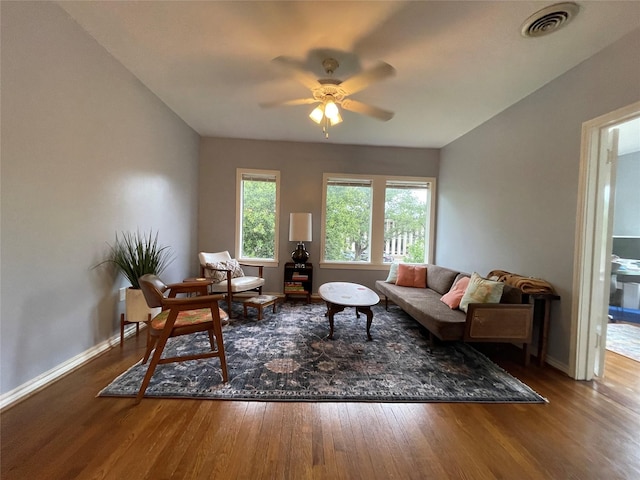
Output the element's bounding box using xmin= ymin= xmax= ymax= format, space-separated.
xmin=437 ymin=28 xmax=640 ymax=371
xmin=0 ymin=2 xmax=200 ymax=395
xmin=199 ymin=137 xmax=439 ymax=292
xmin=613 ymin=151 xmax=640 ymax=236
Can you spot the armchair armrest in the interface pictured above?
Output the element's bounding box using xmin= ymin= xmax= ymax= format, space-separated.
xmin=199 ymin=261 xmax=264 ymax=280
xmin=161 ymin=293 xmax=226 ymax=308
xmin=165 ymin=280 xmax=213 ymax=297
xmin=239 ymin=263 xmax=264 ymax=278
xmin=199 ymin=265 xmax=233 ymax=279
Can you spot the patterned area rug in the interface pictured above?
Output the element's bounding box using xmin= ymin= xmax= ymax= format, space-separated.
xmin=606 ymin=323 xmax=640 ymax=362
xmin=99 ymin=302 xmax=546 ymax=403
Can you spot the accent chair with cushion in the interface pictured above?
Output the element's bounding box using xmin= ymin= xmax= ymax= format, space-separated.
xmin=136 ymin=274 xmax=229 ymax=404
xmin=198 ymin=251 xmax=265 ymax=315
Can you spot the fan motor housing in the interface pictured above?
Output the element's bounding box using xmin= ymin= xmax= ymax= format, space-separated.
xmin=312 ymin=82 xmax=347 ymax=103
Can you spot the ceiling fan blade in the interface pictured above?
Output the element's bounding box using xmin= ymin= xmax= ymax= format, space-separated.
xmin=271 ymin=56 xmax=320 ymax=91
xmin=341 ymin=99 xmax=394 ymax=121
xmin=259 ymin=98 xmax=318 ymax=109
xmin=339 ymin=62 xmax=396 ymax=95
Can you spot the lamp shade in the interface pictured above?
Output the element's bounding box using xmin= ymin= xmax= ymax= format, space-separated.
xmin=324 ymin=99 xmax=339 ymax=120
xmin=289 ymin=213 xmax=312 ymax=242
xmin=309 ymin=105 xmax=324 ymax=124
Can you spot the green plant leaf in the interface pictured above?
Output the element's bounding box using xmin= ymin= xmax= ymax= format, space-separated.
xmin=96 ymin=230 xmax=174 ymax=288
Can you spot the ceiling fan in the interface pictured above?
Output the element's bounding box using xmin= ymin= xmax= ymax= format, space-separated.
xmin=260 ymin=56 xmax=396 ymax=137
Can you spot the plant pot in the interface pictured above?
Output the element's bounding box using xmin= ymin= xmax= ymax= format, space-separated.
xmin=125 ymin=287 xmax=160 ymax=323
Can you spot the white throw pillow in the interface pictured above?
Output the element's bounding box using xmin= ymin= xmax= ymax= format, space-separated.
xmin=386 ymin=262 xmax=401 ymax=283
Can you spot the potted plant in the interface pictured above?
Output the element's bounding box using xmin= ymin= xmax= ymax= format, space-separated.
xmin=98 ymin=230 xmax=174 ymax=323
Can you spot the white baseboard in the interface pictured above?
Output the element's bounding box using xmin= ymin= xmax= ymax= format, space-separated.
xmin=0 ymin=325 xmax=139 ymax=411
xmin=544 ymin=355 xmax=570 ymax=376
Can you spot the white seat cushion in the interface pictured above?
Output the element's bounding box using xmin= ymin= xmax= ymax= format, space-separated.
xmin=209 ymin=276 xmax=265 ymax=293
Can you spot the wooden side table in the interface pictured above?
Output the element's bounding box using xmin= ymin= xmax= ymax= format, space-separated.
xmin=284 ymin=263 xmax=313 ymax=303
xmin=523 ymin=293 xmax=560 ymax=367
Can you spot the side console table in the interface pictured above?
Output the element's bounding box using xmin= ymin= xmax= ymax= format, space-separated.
xmin=523 ymin=292 xmax=560 ymax=367
xmin=284 ymin=262 xmax=313 ymax=303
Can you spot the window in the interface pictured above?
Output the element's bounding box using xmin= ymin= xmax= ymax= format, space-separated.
xmin=384 ymin=180 xmax=430 ymax=263
xmin=322 ymin=174 xmax=434 ymax=266
xmin=236 ymin=169 xmax=280 ymax=264
xmin=324 ymin=178 xmax=372 ymax=262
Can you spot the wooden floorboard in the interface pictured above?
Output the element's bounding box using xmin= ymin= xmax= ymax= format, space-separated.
xmin=2 ymin=333 xmax=640 ymax=479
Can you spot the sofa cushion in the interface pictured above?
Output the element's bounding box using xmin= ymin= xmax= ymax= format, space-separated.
xmin=396 ymin=264 xmax=427 ymax=287
xmin=375 ymin=280 xmax=466 ymax=340
xmin=425 ymin=265 xmax=460 ymax=295
xmin=440 ymin=276 xmax=470 ymax=309
xmin=459 ymin=272 xmax=504 ymax=313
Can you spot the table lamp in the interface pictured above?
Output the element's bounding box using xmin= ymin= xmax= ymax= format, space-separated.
xmin=289 ymin=213 xmax=312 ymax=265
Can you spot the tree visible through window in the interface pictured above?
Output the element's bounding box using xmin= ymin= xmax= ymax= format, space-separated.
xmin=237 ymin=170 xmax=279 ymax=261
xmin=324 ymin=179 xmax=372 ymax=262
xmin=384 ymin=181 xmax=428 ymax=263
xmin=322 ymin=174 xmax=433 ymax=264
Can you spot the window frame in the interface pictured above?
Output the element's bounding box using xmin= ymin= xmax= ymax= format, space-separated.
xmin=320 ymin=173 xmax=436 ymax=270
xmin=235 ymin=168 xmax=280 ymax=267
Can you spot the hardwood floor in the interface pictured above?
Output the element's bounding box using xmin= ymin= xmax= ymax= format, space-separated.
xmin=2 ymin=335 xmax=639 ymax=479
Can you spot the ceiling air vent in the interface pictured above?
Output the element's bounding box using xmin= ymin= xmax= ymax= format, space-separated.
xmin=521 ymin=2 xmax=580 ymax=38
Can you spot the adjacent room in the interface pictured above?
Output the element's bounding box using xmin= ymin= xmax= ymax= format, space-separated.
xmin=2 ymin=1 xmax=640 ymax=478
xmin=607 ymin=117 xmax=640 ymax=364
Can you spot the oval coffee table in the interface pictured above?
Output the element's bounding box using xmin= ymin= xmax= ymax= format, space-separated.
xmin=318 ymin=282 xmax=380 ymax=341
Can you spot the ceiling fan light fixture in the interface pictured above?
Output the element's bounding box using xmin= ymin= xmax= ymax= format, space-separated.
xmin=324 ymin=99 xmax=339 ymax=120
xmin=309 ymin=105 xmax=324 ymax=124
xmin=263 ymin=55 xmax=396 ymax=139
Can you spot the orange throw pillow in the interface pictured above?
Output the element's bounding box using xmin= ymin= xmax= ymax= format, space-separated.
xmin=440 ymin=276 xmax=470 ymax=309
xmin=396 ymin=264 xmax=427 ymax=288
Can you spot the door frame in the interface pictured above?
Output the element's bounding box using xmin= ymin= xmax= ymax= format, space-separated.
xmin=571 ymin=101 xmax=640 ymax=380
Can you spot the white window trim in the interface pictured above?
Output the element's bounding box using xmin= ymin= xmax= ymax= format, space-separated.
xmin=235 ymin=168 xmax=280 ymax=267
xmin=320 ymin=173 xmax=436 ymax=270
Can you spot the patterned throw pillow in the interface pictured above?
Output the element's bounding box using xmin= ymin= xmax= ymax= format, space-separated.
xmin=459 ymin=272 xmax=504 ymax=313
xmin=225 ymin=259 xmax=245 ymax=279
xmin=205 ymin=259 xmax=245 ymax=283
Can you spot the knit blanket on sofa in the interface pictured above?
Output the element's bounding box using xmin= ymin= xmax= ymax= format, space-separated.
xmin=487 ymin=270 xmax=556 ymax=295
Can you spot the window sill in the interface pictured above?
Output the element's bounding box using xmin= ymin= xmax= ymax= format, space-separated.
xmin=239 ymin=259 xmax=280 ymax=268
xmin=319 ymin=262 xmax=390 ymax=271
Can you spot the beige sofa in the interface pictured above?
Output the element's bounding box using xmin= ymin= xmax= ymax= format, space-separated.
xmin=375 ymin=264 xmax=534 ymax=364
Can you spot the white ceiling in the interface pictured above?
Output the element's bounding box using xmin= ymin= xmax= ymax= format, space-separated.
xmin=58 ymin=1 xmax=640 ymax=149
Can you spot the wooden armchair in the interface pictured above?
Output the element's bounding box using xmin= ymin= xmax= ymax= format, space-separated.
xmin=135 ymin=274 xmax=229 ymax=404
xmin=198 ymin=251 xmax=265 ymax=315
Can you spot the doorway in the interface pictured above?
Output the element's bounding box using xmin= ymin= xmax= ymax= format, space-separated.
xmin=572 ymin=101 xmax=640 ymax=381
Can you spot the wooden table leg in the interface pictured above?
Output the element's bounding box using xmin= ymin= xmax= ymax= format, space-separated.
xmin=325 ymin=302 xmax=346 ymax=339
xmin=537 ymin=297 xmax=551 ymax=367
xmin=356 ymin=306 xmax=374 ymax=341
xmin=325 ymin=302 xmax=374 ymax=341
